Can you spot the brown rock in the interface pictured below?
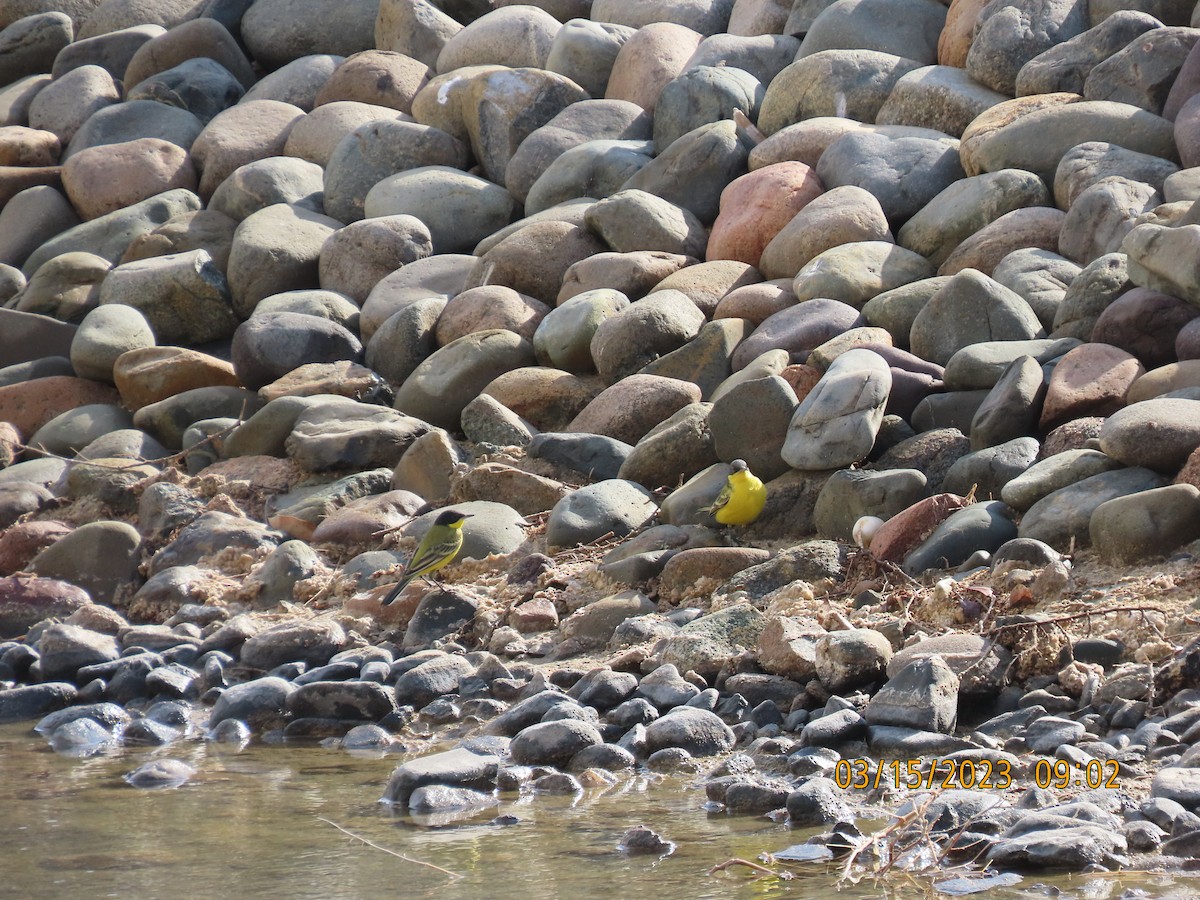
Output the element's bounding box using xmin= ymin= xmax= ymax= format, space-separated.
xmin=435 ymin=285 xmax=550 ymax=346
xmin=61 ymin=137 xmax=196 ymax=219
xmin=938 ymin=207 xmax=1067 ymax=277
xmin=123 ymin=17 xmax=257 ymax=90
xmin=452 ymin=462 xmax=568 ymax=515
xmin=707 ymin=162 xmax=824 ymax=268
xmin=658 ymin=546 xmax=770 ymax=596
xmin=119 ymin=208 xmax=237 ymax=270
xmin=567 ymin=373 xmax=702 ymax=445
xmin=938 ymin=0 xmax=989 ymax=67
xmin=0 ymin=520 xmax=72 ymax=576
xmin=1126 ymin=359 xmax=1200 ymax=404
xmin=484 ymin=367 xmax=602 ymax=431
xmin=309 ymin=489 xmax=424 ymax=546
xmin=868 ymin=493 xmax=969 ymax=563
xmin=259 ymin=361 xmax=386 ymax=402
xmin=63 ymin=602 xmax=128 ymax=635
xmin=758 ymin=184 xmax=892 ymax=281
xmin=1175 ymin=445 xmax=1200 ymax=491
xmin=756 ymin=615 xmax=825 ymax=681
xmin=0 ymin=420 xmax=19 ymax=467
xmin=650 ymin=259 xmax=761 ymax=317
xmin=605 ymin=22 xmax=702 ymax=113
xmin=0 ymin=125 xmax=60 ymax=166
xmin=190 ymin=99 xmax=305 ymax=200
xmin=779 ymin=363 xmax=823 ymax=402
xmin=1041 ymin=416 xmax=1105 ymax=457
xmin=959 ymin=92 xmax=1082 ymax=178
xmin=0 ymin=375 xmax=120 ymax=435
xmin=559 ymin=250 xmax=695 ymax=304
xmin=713 ymin=279 xmax=797 ymax=324
xmin=0 ymin=164 xmax=61 ymax=206
xmin=468 ymin=220 xmax=608 ymax=307
xmin=0 ymin=574 xmax=91 ymax=638
xmin=1039 ymin=342 xmax=1144 ymax=430
xmin=509 ymin=596 xmax=559 ymax=633
xmin=113 ymin=345 xmax=240 ymax=411
xmin=0 ymin=307 xmax=78 ymax=368
xmin=749 ymin=117 xmax=874 ymax=170
xmin=315 ymin=50 xmax=430 ymax=114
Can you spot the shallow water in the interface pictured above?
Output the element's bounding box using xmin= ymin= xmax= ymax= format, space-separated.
xmin=2 ymin=722 xmax=1199 ymax=900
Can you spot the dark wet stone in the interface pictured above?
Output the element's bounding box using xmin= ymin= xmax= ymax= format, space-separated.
xmin=287 ymin=680 xmax=398 ymax=721
xmin=124 ymin=758 xmax=196 ymax=789
xmin=619 ymin=825 xmax=675 ymax=855
xmin=903 ymin=501 xmax=1018 ymax=575
xmin=644 ymin=707 xmax=735 ymax=757
xmin=123 ymin=717 xmax=181 ymax=746
xmin=49 ymin=717 xmax=118 ymax=757
xmin=383 ymin=747 xmax=501 ymax=805
xmin=37 ymin=623 xmax=119 ymax=681
xmin=864 ymin=657 xmax=959 ymax=733
xmin=786 ymin=777 xmax=854 ymax=826
xmin=403 ymin=588 xmax=481 ymax=651
xmin=511 ymin=718 xmax=603 ymax=768
xmin=208 ymin=676 xmax=295 ymax=729
xmin=394 ymin=654 xmax=474 ymax=709
xmin=798 ymin=708 xmax=867 ymax=748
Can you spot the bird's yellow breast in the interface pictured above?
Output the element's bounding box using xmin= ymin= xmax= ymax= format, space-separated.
xmin=714 ymin=469 xmax=767 ymax=525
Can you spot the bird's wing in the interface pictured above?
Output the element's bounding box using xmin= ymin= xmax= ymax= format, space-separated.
xmin=703 ymin=481 xmax=734 ymax=514
xmin=405 ymin=533 xmax=462 ymax=578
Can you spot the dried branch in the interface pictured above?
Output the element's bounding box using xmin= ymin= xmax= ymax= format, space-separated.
xmin=316 ymin=817 xmax=462 ymax=879
xmin=707 ymin=857 xmax=792 ymax=880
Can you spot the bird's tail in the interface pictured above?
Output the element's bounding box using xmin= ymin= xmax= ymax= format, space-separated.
xmin=379 ymin=575 xmax=412 ymax=606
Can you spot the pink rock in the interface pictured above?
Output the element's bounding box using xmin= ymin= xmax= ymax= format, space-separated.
xmin=707 ymin=161 xmax=824 ymax=267
xmin=567 ymin=372 xmax=701 ymax=444
xmin=62 ymin=137 xmax=196 ymax=219
xmin=509 ymin=596 xmax=559 ymax=633
xmin=1092 ymin=287 xmax=1200 ymax=369
xmin=1042 ymin=416 xmax=1105 ymax=457
xmin=0 ymin=575 xmax=90 ymax=638
xmin=0 ymin=520 xmax=72 ymax=576
xmin=1165 ymin=37 xmax=1200 ymax=121
xmin=0 ymin=164 xmax=61 ymax=206
xmin=938 ymin=0 xmax=989 ymax=67
xmin=1039 ymin=342 xmax=1145 ymax=430
xmin=435 ymin=285 xmax=550 ymax=345
xmin=713 ymin=278 xmax=797 ymax=324
xmin=0 ymin=375 xmax=120 ymax=436
xmin=605 ymin=22 xmax=702 ymax=112
xmin=191 ymin=99 xmax=305 ymax=200
xmin=315 ymin=50 xmax=430 ymax=114
xmin=869 ymin=493 xmax=968 ymax=563
xmin=1175 ymin=94 xmax=1200 ymax=169
xmin=0 ymin=420 xmax=19 ymax=467
xmin=0 ymin=125 xmax=59 ymax=166
xmin=780 ymin=364 xmax=822 ymax=402
xmin=113 ymin=346 xmax=240 ymax=412
xmin=938 ymin=206 xmax=1066 ymax=277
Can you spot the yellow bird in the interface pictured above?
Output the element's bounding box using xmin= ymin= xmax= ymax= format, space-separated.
xmin=705 ymin=459 xmax=766 ymax=526
xmin=380 ymin=510 xmax=472 ymax=605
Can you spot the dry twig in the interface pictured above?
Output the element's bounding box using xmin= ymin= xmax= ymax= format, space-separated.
xmin=316 ymin=817 xmax=462 ymax=879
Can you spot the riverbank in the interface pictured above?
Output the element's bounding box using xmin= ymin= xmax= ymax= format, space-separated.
xmin=4 ymin=0 xmax=1200 ymax=889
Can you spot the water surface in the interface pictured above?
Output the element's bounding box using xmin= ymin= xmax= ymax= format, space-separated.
xmin=2 ymin=722 xmax=1196 ymax=899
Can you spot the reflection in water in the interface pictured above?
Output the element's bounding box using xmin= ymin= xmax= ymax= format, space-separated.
xmin=2 ymin=721 xmax=1199 ymax=899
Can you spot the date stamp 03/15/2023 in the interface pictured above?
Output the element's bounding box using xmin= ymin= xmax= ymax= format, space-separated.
xmin=833 ymin=757 xmax=1123 ymax=792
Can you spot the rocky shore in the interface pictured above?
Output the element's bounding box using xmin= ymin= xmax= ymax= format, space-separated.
xmin=2 ymin=0 xmax=1200 ymax=884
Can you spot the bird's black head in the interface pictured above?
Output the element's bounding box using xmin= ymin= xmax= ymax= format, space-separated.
xmin=730 ymin=459 xmax=748 ymax=472
xmin=434 ymin=510 xmax=472 ymax=528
